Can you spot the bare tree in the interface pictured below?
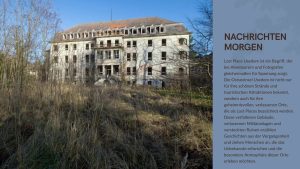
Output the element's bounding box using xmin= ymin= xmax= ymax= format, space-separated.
xmin=189 ymin=0 xmax=213 ymax=54
xmin=0 ymin=0 xmax=60 ymax=165
xmin=188 ymin=0 xmax=213 ymax=93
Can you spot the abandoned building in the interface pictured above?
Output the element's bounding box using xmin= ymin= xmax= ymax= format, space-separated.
xmin=50 ymin=17 xmax=190 ymax=87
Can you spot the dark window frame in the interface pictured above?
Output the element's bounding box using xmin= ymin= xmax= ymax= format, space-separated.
xmin=148 ymin=52 xmax=152 ymax=61
xmin=148 ymin=40 xmax=153 ymax=47
xmin=127 ymin=53 xmax=131 ymax=61
xmin=148 ymin=67 xmax=152 ymax=75
xmin=162 ymin=39 xmax=166 ymax=46
xmin=161 ymin=67 xmax=167 ymax=75
xmin=127 ymin=67 xmax=131 ymax=75
xmin=161 ymin=52 xmax=167 ymax=60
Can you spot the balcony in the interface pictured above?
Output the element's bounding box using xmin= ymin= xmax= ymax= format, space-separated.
xmin=93 ymin=43 xmax=123 ymax=49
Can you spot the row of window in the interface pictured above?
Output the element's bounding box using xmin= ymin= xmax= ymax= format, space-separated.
xmin=128 ymin=80 xmax=166 ymax=87
xmin=65 ymin=68 xmax=76 ymax=77
xmin=146 ymin=67 xmax=167 ymax=76
xmin=97 ymin=50 xmax=120 ymax=59
xmin=127 ymin=67 xmax=137 ymax=75
xmin=54 ymin=55 xmax=95 ymax=64
xmin=147 ymin=52 xmax=167 ymax=61
xmin=62 ymin=25 xmax=166 ymax=40
xmin=62 ymin=55 xmax=77 ymax=63
xmin=127 ymin=53 xmax=137 ymax=61
xmin=53 ymin=38 xmax=187 ymax=51
xmin=127 ymin=39 xmax=167 ymax=47
xmin=64 ymin=66 xmax=184 ymax=78
xmin=99 ymin=40 xmax=120 ymax=48
xmin=54 ymin=50 xmax=186 ymax=64
xmin=54 ymin=43 xmax=94 ymax=51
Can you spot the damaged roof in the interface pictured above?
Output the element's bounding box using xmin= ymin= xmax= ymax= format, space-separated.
xmin=52 ymin=17 xmax=189 ymax=43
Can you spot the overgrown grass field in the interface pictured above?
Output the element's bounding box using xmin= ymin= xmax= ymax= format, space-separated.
xmin=0 ymin=83 xmax=212 ymax=169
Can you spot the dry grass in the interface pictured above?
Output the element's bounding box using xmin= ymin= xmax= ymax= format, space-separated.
xmin=0 ymin=82 xmax=212 ymax=169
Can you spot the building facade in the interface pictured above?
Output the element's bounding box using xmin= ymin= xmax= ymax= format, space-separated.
xmin=50 ymin=17 xmax=190 ymax=87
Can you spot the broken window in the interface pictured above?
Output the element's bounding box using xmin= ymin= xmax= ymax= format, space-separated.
xmin=151 ymin=28 xmax=155 ymax=33
xmin=179 ymin=38 xmax=187 ymax=45
xmin=125 ymin=30 xmax=128 ymax=35
xmin=65 ymin=55 xmax=68 ymax=63
xmin=73 ymin=44 xmax=77 ymax=50
xmin=161 ymin=67 xmax=167 ymax=75
xmin=91 ymin=43 xmax=94 ymax=48
xmin=142 ymin=28 xmax=146 ymax=34
xmin=132 ymin=53 xmax=137 ymax=61
xmin=148 ymin=67 xmax=152 ymax=75
xmin=127 ymin=67 xmax=131 ymax=75
xmin=98 ymin=51 xmax=103 ymax=59
xmin=161 ymin=52 xmax=167 ymax=60
xmin=133 ymin=29 xmax=137 ymax=34
xmin=179 ymin=68 xmax=185 ymax=75
xmin=156 ymin=27 xmax=160 ymax=33
xmin=53 ymin=45 xmax=58 ymax=51
xmin=65 ymin=44 xmax=68 ymax=50
xmin=132 ymin=67 xmax=136 ymax=75
xmin=162 ymin=39 xmax=166 ymax=46
xmin=97 ymin=66 xmax=103 ymax=75
xmin=115 ymin=40 xmax=119 ymax=46
xmin=147 ymin=27 xmax=150 ymax=33
xmin=71 ymin=34 xmax=74 ymax=39
xmin=86 ymin=43 xmax=89 ymax=50
xmin=148 ymin=52 xmax=152 ymax=61
xmin=127 ymin=53 xmax=131 ymax=61
xmin=148 ymin=40 xmax=152 ymax=47
xmin=179 ymin=51 xmax=188 ymax=59
xmin=107 ymin=40 xmax=111 ymax=47
xmin=133 ymin=41 xmax=137 ymax=47
xmin=127 ymin=41 xmax=131 ymax=48
xmin=114 ymin=50 xmax=119 ymax=59
xmin=85 ymin=55 xmax=89 ymax=63
xmin=113 ymin=65 xmax=119 ymax=75
xmin=105 ymin=51 xmax=111 ymax=59
xmin=100 ymin=41 xmax=104 ymax=47
xmin=73 ymin=55 xmax=77 ymax=63
xmin=160 ymin=27 xmax=165 ymax=33
xmin=147 ymin=80 xmax=152 ymax=85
